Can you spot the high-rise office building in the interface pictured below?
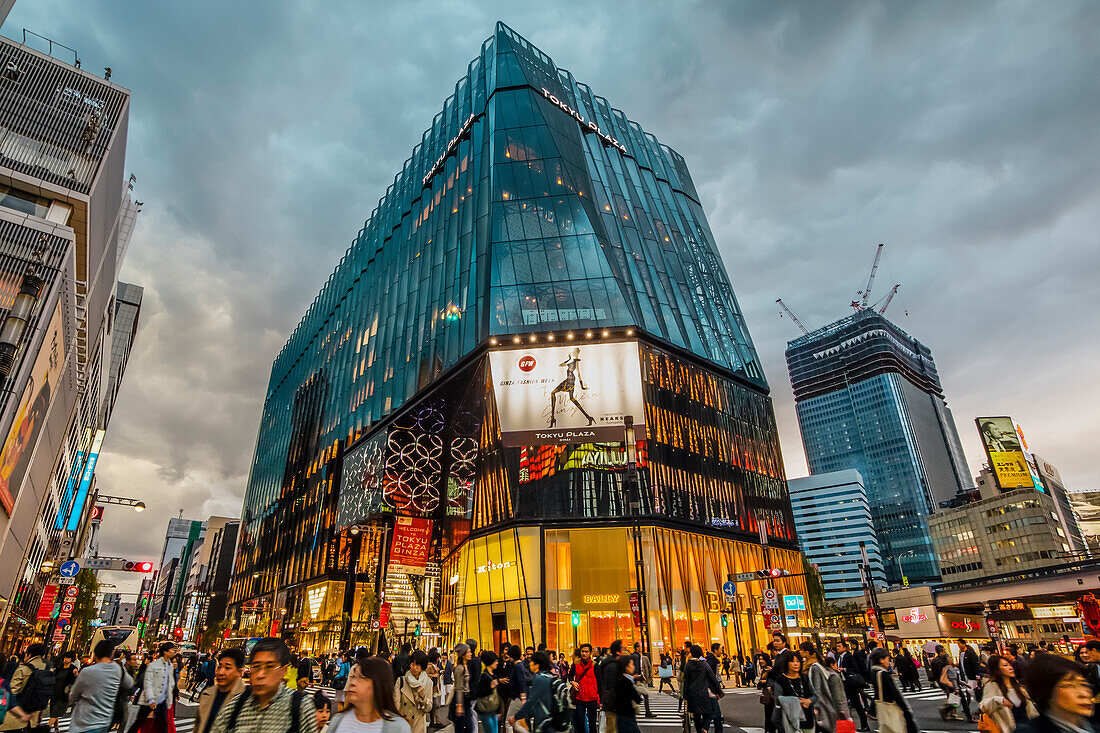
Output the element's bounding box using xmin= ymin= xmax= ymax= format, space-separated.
xmin=786 ymin=309 xmax=972 ymax=585
xmin=231 ymin=23 xmax=804 ymax=657
xmin=0 ymin=34 xmax=142 ymax=647
xmin=102 ymin=281 xmax=142 ymax=420
xmin=787 ymin=470 xmax=886 ymax=599
xmin=99 ymin=591 xmax=120 ymax=625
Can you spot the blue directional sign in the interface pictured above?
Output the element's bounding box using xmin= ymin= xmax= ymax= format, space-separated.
xmin=59 ymin=560 xmax=80 ymax=578
xmin=722 ymin=581 xmax=736 ymax=599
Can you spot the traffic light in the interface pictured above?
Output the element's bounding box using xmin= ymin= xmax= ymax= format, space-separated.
xmin=571 ymin=610 xmax=580 ymax=627
xmin=755 ymin=569 xmax=791 ymax=579
xmin=414 ymin=623 xmax=421 ymax=637
xmin=123 ymin=561 xmax=154 ymax=573
xmin=720 ymin=613 xmax=728 ymax=628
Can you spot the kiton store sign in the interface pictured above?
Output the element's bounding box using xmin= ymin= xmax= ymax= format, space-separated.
xmin=539 ymin=88 xmax=628 ymax=154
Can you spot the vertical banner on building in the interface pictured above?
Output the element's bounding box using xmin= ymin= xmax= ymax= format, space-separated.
xmin=976 ymin=416 xmax=1033 ymax=490
xmin=0 ymin=299 xmax=66 ymax=514
xmin=378 ymin=601 xmax=391 ymax=628
xmin=36 ymin=584 xmax=58 ymax=621
xmin=389 ymin=516 xmax=433 ymax=575
xmin=54 ymin=430 xmax=92 ymax=530
xmin=629 ymin=592 xmax=642 ymax=627
xmin=488 ymin=341 xmax=645 ymax=446
xmin=65 ymin=429 xmax=106 ymax=531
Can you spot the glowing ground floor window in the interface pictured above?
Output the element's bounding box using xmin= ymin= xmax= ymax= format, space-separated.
xmin=441 ymin=524 xmax=809 ymax=658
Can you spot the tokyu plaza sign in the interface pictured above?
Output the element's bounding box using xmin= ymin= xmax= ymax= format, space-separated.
xmin=539 ymin=88 xmax=628 ymax=154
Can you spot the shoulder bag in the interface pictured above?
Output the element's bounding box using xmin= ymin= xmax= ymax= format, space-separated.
xmin=874 ymin=670 xmax=906 ymax=733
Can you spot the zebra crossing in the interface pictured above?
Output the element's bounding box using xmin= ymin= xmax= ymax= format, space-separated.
xmin=902 ymin=686 xmax=951 ymax=702
xmin=637 ymin=690 xmax=686 ymax=728
xmin=52 ymin=714 xmax=197 ymax=733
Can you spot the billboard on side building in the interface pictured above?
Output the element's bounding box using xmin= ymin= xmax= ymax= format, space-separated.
xmin=488 ymin=341 xmax=645 ymax=446
xmin=976 ymin=416 xmax=1033 ymax=490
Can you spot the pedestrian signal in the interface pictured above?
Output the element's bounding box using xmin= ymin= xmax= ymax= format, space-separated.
xmin=720 ymin=613 xmax=728 ymax=627
xmin=571 ymin=610 xmax=580 ymax=627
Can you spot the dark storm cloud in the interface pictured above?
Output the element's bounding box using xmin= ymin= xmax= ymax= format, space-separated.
xmin=4 ymin=0 xmax=1097 ymax=564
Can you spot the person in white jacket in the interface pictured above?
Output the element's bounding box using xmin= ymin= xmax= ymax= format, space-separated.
xmin=129 ymin=642 xmax=178 ymax=733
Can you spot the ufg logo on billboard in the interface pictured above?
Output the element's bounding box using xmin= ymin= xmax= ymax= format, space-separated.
xmin=488 ymin=341 xmax=645 ymax=446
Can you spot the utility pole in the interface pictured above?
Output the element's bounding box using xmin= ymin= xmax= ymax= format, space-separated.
xmin=624 ymin=416 xmax=650 ymax=659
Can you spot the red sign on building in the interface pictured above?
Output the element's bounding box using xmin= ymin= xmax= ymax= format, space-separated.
xmin=629 ymin=592 xmax=642 ymax=627
xmin=36 ymin=585 xmax=58 ymax=621
xmin=378 ymin=601 xmax=391 ymax=628
xmin=389 ymin=517 xmax=433 ymax=575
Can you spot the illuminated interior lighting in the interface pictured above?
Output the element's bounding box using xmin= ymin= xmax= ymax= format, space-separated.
xmin=566 ymin=332 xmax=574 ymax=340
xmin=513 ymin=336 xmax=521 ymax=344
xmin=547 ymin=334 xmax=555 ymax=341
xmin=602 ymin=330 xmax=609 ymax=337
xmin=585 ymin=331 xmax=593 ymax=338
xmin=604 ymin=204 xmax=611 ymax=211
xmin=490 ymin=338 xmax=498 ymax=345
xmin=529 ymin=335 xmax=537 ymax=342
xmin=626 ymin=329 xmax=634 ymax=335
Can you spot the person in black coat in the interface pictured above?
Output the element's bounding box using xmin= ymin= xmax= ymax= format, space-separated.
xmin=683 ymin=645 xmax=724 ymax=733
xmin=834 ymin=640 xmax=869 ymax=731
xmin=1017 ymin=653 xmax=1093 ymax=733
xmin=612 ymin=656 xmax=644 ymax=733
xmin=869 ymin=649 xmax=918 ymax=733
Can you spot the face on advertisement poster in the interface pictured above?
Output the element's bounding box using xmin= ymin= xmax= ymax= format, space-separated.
xmin=0 ymin=299 xmax=65 ymax=513
xmin=488 ymin=341 xmax=645 ymax=446
xmin=976 ymin=416 xmax=1033 ymax=489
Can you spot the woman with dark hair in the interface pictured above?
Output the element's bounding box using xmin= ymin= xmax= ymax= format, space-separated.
xmin=329 ymin=657 xmax=411 ymax=733
xmin=869 ymin=648 xmax=917 ymax=733
xmin=769 ymin=651 xmax=815 ymax=733
xmin=49 ymin=650 xmax=79 ymax=729
xmin=472 ymin=651 xmax=500 ymax=733
xmin=980 ymin=654 xmax=1037 ymax=732
xmin=449 ymin=644 xmax=471 ymax=733
xmin=612 ymin=656 xmax=644 ymax=733
xmin=1016 ymin=654 xmax=1092 ymax=733
xmin=800 ymin=642 xmax=847 ymax=733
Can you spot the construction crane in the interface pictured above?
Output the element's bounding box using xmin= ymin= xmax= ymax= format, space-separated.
xmin=851 ymin=243 xmax=885 ymax=310
xmin=776 ymin=298 xmax=809 ymax=335
xmin=873 ymin=284 xmax=900 ymax=314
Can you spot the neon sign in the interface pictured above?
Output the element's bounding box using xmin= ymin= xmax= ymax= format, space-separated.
xmin=539 ymin=88 xmax=627 ymax=154
xmin=423 ymin=113 xmax=479 ymax=186
xmin=950 ymin=618 xmax=977 ymax=632
xmin=901 ymin=607 xmax=928 ymax=624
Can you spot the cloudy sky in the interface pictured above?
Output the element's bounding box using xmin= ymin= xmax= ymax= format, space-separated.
xmin=4 ymin=1 xmax=1098 ymax=588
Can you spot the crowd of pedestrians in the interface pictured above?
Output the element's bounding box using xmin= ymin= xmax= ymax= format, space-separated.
xmin=5 ymin=633 xmax=1100 ymax=733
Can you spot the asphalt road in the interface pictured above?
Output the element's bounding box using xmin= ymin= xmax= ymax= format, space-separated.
xmin=715 ymin=681 xmax=978 ymax=733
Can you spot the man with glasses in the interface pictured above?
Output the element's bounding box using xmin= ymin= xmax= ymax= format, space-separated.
xmin=209 ymin=637 xmax=316 ymax=733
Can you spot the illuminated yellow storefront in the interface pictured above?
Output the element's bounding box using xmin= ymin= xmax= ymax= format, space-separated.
xmin=440 ymin=525 xmax=808 ymax=658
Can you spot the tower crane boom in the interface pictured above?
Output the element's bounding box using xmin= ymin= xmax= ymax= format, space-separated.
xmin=776 ymin=298 xmax=810 ymax=335
xmin=875 ymin=284 xmax=900 ymax=314
xmin=854 ymin=242 xmax=885 ymax=309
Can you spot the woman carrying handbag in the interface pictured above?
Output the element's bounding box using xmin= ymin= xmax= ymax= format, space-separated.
xmin=870 ymin=649 xmax=919 ymax=733
xmin=979 ymin=654 xmax=1037 ymax=733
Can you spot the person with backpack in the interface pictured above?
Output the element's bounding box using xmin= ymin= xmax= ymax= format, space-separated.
xmin=68 ymin=639 xmax=133 ymax=733
xmin=2 ymin=642 xmax=52 ymax=731
xmin=502 ymin=646 xmax=528 ymax=733
xmin=510 ymin=652 xmax=570 ymax=733
xmin=49 ymin=650 xmax=79 ymax=729
xmin=208 ymin=637 xmax=316 ymax=733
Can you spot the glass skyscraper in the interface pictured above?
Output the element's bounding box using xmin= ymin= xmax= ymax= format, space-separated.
xmin=786 ymin=310 xmax=972 ymax=585
xmin=232 ymin=23 xmax=806 ymax=657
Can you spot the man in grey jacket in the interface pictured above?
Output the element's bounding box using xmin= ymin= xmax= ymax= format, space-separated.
xmin=69 ymin=640 xmax=133 ymax=733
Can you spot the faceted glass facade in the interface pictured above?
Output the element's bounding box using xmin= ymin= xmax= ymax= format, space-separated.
xmin=787 ymin=311 xmax=972 ymax=585
xmin=233 ymin=23 xmax=795 ymax=652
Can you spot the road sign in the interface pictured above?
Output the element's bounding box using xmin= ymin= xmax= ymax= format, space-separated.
xmin=59 ymin=577 xmax=74 ymax=585
xmin=735 ymin=573 xmax=755 ymax=583
xmin=763 ymin=588 xmax=777 ymax=602
xmin=59 ymin=560 xmax=80 ymax=578
xmin=56 ymin=618 xmax=69 ymax=629
xmin=722 ymin=581 xmax=736 ymax=599
xmin=784 ymin=595 xmax=806 ymax=611
xmin=65 ymin=586 xmax=79 ymax=599
xmin=83 ymin=558 xmax=113 ymax=570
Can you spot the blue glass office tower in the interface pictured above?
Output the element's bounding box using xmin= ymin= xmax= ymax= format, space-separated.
xmin=232 ymin=23 xmax=806 ymax=656
xmin=786 ymin=310 xmax=972 ymax=585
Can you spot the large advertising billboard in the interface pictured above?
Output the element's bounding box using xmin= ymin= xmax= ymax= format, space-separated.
xmin=976 ymin=416 xmax=1033 ymax=490
xmin=488 ymin=341 xmax=645 ymax=446
xmin=389 ymin=516 xmax=433 ymax=575
xmin=0 ymin=298 xmax=66 ymax=514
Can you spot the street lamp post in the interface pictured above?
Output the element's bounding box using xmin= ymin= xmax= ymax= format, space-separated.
xmin=96 ymin=495 xmax=147 ymax=512
xmin=892 ymin=550 xmax=915 ymax=585
xmin=624 ymin=416 xmax=650 ymax=660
